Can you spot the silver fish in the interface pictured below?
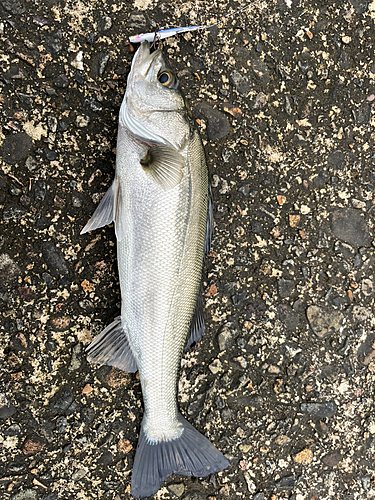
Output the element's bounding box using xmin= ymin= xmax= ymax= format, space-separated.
xmin=81 ymin=42 xmax=228 ymax=498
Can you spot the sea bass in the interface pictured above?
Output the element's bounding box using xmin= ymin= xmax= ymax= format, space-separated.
xmin=81 ymin=42 xmax=228 ymax=498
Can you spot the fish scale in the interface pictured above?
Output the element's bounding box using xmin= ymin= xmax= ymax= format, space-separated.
xmin=81 ymin=41 xmax=228 ymax=498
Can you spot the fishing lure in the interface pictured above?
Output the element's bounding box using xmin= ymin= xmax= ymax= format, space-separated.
xmin=129 ymin=3 xmax=253 ymax=43
xmin=129 ymin=25 xmax=206 ymax=44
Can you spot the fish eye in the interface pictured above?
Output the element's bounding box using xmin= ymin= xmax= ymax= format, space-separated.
xmin=158 ymin=71 xmax=177 ymax=89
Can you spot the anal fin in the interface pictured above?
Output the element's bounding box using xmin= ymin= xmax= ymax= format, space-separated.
xmin=86 ymin=316 xmax=137 ymax=373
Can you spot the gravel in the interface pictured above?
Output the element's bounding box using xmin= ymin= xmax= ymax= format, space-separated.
xmin=1 ymin=1 xmax=375 ymax=499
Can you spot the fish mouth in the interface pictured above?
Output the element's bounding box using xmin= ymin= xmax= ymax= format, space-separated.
xmin=133 ymin=42 xmax=162 ymax=81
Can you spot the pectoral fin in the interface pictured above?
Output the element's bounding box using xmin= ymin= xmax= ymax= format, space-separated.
xmin=80 ymin=177 xmax=126 ymax=241
xmin=141 ymin=145 xmax=184 ymax=190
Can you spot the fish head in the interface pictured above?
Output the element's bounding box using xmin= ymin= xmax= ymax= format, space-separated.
xmin=120 ymin=42 xmax=189 ymax=149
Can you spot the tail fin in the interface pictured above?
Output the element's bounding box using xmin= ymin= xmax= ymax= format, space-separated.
xmin=131 ymin=414 xmax=229 ymax=498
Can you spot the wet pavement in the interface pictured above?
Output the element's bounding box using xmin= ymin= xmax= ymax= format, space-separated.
xmin=1 ymin=0 xmax=375 ymax=499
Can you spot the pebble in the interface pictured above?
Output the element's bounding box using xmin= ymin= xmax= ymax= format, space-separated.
xmin=244 ymin=472 xmax=256 ymax=493
xmin=167 ymin=483 xmax=185 ymax=497
xmin=117 ymin=438 xmax=132 ymax=454
xmin=55 ymin=416 xmax=68 ymax=433
xmin=98 ymin=451 xmax=113 ymax=465
xmin=34 ymin=180 xmax=47 ymax=203
xmin=275 ymin=475 xmax=295 ymax=490
xmin=194 ymin=102 xmax=230 ymax=141
xmin=72 ymin=468 xmax=88 ymax=481
xmin=327 ymin=150 xmax=346 ymax=170
xmin=0 ymin=0 xmax=25 ymax=14
xmin=352 ymin=305 xmax=370 ymax=322
xmin=350 ymin=0 xmax=369 ymax=14
xmin=11 ymin=491 xmax=37 ymax=500
xmin=353 ymin=102 xmax=371 ymax=125
xmin=41 ymin=242 xmax=69 ymax=276
xmin=0 ymin=253 xmax=20 ymax=283
xmin=47 ymin=116 xmax=58 ymax=132
xmin=352 ymin=198 xmax=366 ymax=209
xmin=322 ymin=450 xmax=342 ymax=467
xmin=53 ymin=74 xmax=69 ymax=88
xmin=251 ymin=92 xmax=268 ymax=110
xmin=98 ymin=53 xmax=110 ymax=77
xmin=72 ymin=194 xmax=83 ymax=208
xmin=361 ymin=278 xmax=373 ymax=296
xmin=98 ymin=15 xmax=112 ymax=31
xmin=361 ymin=476 xmax=371 ymax=489
xmin=274 ymin=435 xmax=291 ymax=446
xmin=300 ymin=401 xmax=337 ymax=418
xmin=234 ymin=395 xmax=263 ymax=408
xmin=50 ymin=316 xmax=71 ymax=331
xmin=4 ymin=423 xmax=21 ymax=435
xmin=128 ymin=12 xmax=147 ymax=28
xmin=25 ymin=156 xmax=38 ymax=171
xmin=278 ymin=304 xmax=299 ymax=331
xmin=277 ymin=278 xmax=295 ymax=298
xmin=76 ymin=115 xmax=90 ymax=128
xmin=289 ymin=214 xmax=300 ymax=227
xmin=0 ymin=403 xmax=16 ymax=419
xmin=182 ymin=493 xmax=205 ymax=500
xmin=306 ymin=305 xmax=344 ymax=338
xmin=44 ymin=147 xmax=57 ymax=161
xmin=86 ymin=32 xmax=97 ymax=44
xmin=2 ymin=132 xmax=32 ymax=164
xmin=103 ymin=368 xmax=131 ymax=389
xmin=230 ymin=70 xmax=251 ymax=94
xmin=69 ymin=344 xmax=82 ymax=371
xmin=71 ymin=51 xmax=84 ymax=71
xmin=357 ymin=333 xmax=375 ymax=365
xmin=277 ymin=195 xmax=286 ymax=205
xmin=217 ymin=324 xmax=234 ymax=351
xmin=48 ymin=386 xmax=74 ymax=415
xmin=253 ymin=494 xmax=265 ymax=500
xmin=252 ymin=57 xmax=270 ymax=84
xmin=3 ymin=206 xmax=26 ymax=220
xmin=293 ymin=448 xmax=313 ymax=465
xmin=331 ymin=208 xmax=369 ymax=247
xmin=209 ymin=358 xmax=222 ymax=374
xmin=22 ymin=436 xmax=45 ymax=455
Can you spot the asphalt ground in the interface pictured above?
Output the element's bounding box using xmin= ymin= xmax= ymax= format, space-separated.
xmin=1 ymin=0 xmax=375 ymax=499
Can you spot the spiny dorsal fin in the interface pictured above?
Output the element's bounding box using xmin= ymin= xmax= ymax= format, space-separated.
xmin=141 ymin=145 xmax=184 ymax=190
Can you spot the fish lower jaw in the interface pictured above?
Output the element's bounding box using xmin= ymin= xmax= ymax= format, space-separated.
xmin=143 ymin=418 xmax=184 ymax=444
